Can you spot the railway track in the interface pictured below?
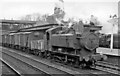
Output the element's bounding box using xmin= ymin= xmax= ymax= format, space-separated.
xmin=2 ymin=52 xmax=50 ymax=76
xmin=1 ymin=58 xmax=22 ymax=76
xmin=1 ymin=46 xmax=116 ymax=76
xmin=1 ymin=48 xmax=84 ymax=76
xmin=94 ymin=61 xmax=120 ymax=75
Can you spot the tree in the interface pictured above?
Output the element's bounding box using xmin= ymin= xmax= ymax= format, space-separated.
xmin=90 ymin=15 xmax=101 ymax=26
xmin=20 ymin=13 xmax=49 ymax=22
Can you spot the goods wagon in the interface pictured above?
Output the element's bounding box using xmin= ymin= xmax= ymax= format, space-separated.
xmin=6 ymin=34 xmax=10 ymax=47
xmin=22 ymin=32 xmax=31 ymax=52
xmin=28 ymin=31 xmax=45 ymax=54
xmin=14 ymin=33 xmax=20 ymax=49
xmin=9 ymin=33 xmax=15 ymax=48
xmin=2 ymin=35 xmax=5 ymax=46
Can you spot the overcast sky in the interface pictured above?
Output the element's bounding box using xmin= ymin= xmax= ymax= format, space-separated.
xmin=0 ymin=0 xmax=119 ymax=33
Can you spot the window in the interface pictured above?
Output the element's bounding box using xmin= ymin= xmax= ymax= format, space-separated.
xmin=46 ymin=32 xmax=49 ymax=40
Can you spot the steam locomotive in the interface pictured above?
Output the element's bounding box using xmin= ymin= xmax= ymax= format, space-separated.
xmin=2 ymin=22 xmax=107 ymax=68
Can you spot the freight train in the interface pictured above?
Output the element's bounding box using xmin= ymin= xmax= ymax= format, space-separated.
xmin=2 ymin=22 xmax=107 ymax=68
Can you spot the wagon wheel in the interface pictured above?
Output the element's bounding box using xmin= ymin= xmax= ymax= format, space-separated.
xmin=74 ymin=59 xmax=79 ymax=68
xmin=26 ymin=49 xmax=29 ymax=53
xmin=36 ymin=50 xmax=39 ymax=56
xmin=38 ymin=52 xmax=44 ymax=57
xmin=47 ymin=52 xmax=52 ymax=59
xmin=43 ymin=51 xmax=48 ymax=58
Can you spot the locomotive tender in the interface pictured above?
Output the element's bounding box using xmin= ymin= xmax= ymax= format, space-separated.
xmin=2 ymin=22 xmax=107 ymax=68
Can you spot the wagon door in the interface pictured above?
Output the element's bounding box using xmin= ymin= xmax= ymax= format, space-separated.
xmin=2 ymin=35 xmax=5 ymax=44
xmin=15 ymin=34 xmax=18 ymax=45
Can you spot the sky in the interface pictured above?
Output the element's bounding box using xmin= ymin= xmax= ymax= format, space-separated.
xmin=0 ymin=0 xmax=119 ymax=33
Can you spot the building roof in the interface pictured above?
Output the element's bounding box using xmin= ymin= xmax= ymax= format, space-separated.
xmin=0 ymin=19 xmax=37 ymax=24
xmin=18 ymin=24 xmax=59 ymax=32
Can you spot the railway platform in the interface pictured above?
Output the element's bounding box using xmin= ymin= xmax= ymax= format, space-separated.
xmin=96 ymin=47 xmax=120 ymax=66
xmin=97 ymin=47 xmax=120 ymax=56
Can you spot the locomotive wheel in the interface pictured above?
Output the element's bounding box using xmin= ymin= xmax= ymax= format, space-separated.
xmin=85 ymin=62 xmax=92 ymax=68
xmin=53 ymin=55 xmax=61 ymax=62
xmin=80 ymin=60 xmax=87 ymax=68
xmin=81 ymin=63 xmax=87 ymax=68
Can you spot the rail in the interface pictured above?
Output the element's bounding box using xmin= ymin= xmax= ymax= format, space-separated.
xmin=0 ymin=58 xmax=22 ymax=76
xmin=2 ymin=49 xmax=80 ymax=76
xmin=94 ymin=61 xmax=120 ymax=75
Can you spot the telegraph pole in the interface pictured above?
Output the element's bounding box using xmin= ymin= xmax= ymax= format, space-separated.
xmin=108 ymin=14 xmax=118 ymax=51
xmin=110 ymin=21 xmax=114 ymax=51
